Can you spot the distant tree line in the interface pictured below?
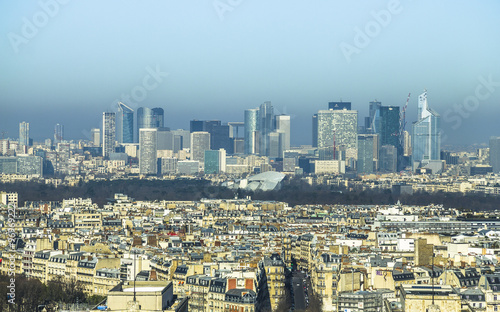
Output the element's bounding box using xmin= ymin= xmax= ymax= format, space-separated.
xmin=249 ymin=178 xmax=500 ymax=211
xmin=1 ymin=177 xmax=498 ymax=211
xmin=0 ymin=179 xmax=235 ymax=207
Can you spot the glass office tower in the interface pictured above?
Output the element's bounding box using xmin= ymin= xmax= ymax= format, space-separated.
xmin=137 ymin=107 xmax=164 ymax=142
xmin=19 ymin=121 xmax=30 ymax=147
xmin=258 ymin=101 xmax=273 ymax=156
xmin=489 ymin=136 xmax=500 ymax=173
xmin=357 ymin=134 xmax=374 ymax=174
xmin=204 ymin=149 xmax=226 ymax=174
xmin=244 ymin=108 xmax=259 ymax=155
xmin=412 ymin=91 xmax=440 ymax=165
xmin=54 ymin=123 xmax=64 ymax=144
xmin=274 ymin=114 xmax=291 ymax=153
xmin=117 ymin=102 xmax=134 ymax=143
xmin=152 ymin=108 xmax=164 ymax=128
xmin=378 ymin=106 xmax=400 ymax=147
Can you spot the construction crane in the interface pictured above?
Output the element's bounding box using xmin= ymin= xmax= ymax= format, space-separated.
xmin=1 ymin=131 xmax=6 ymax=139
xmin=397 ymin=93 xmax=411 ymax=171
xmin=333 ymin=129 xmax=336 ymax=160
xmin=400 ymin=93 xmax=411 ymax=137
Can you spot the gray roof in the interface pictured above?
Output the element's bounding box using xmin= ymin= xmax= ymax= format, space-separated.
xmin=245 ymin=171 xmax=285 ymax=191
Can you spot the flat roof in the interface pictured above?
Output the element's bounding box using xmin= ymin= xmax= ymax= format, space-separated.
xmin=122 ymin=287 xmax=164 ymax=292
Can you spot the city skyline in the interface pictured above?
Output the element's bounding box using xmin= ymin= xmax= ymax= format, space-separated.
xmin=1 ymin=91 xmax=496 ymax=153
xmin=1 ymin=1 xmax=499 ymax=147
xmin=2 ymin=2 xmax=500 ymax=309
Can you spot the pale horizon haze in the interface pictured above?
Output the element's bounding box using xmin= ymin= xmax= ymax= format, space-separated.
xmin=1 ymin=0 xmax=499 ymax=148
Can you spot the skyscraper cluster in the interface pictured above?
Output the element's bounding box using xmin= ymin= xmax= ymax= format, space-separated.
xmin=91 ymin=92 xmax=442 ymax=175
xmin=190 ymin=120 xmax=232 ymax=153
xmin=244 ymin=101 xmax=291 ymax=158
xmin=310 ymin=91 xmax=442 ymax=174
xmin=100 ymin=104 xmax=165 ymax=166
xmin=362 ymin=100 xmax=401 ymax=172
xmin=3 ymin=91 xmax=454 ymax=177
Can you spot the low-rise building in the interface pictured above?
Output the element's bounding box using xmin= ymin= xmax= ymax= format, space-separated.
xmin=107 ymin=281 xmax=174 ymax=311
xmin=311 ymin=252 xmax=341 ymax=312
xmin=258 ymin=253 xmax=286 ymax=311
xmin=400 ymin=284 xmax=461 ymax=312
xmin=337 ymin=290 xmax=384 ymax=312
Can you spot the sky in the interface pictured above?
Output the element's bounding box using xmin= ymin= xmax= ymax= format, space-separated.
xmin=1 ymin=0 xmax=499 ymax=147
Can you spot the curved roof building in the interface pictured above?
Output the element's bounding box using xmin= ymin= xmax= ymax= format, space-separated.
xmin=245 ymin=171 xmax=285 ymax=191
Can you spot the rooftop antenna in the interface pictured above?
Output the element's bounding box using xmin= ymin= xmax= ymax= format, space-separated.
xmin=352 ymin=268 xmax=355 ymax=292
xmin=431 ymin=248 xmax=435 ymax=306
xmin=397 ymin=93 xmax=411 ymax=171
xmin=333 ymin=130 xmax=336 ymax=160
xmin=133 ymin=250 xmax=137 ymax=303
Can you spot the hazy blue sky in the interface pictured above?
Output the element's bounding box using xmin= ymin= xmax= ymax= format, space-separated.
xmin=1 ymin=0 xmax=499 ymax=147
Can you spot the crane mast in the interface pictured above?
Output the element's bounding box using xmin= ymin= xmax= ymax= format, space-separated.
xmin=397 ymin=93 xmax=411 ymax=171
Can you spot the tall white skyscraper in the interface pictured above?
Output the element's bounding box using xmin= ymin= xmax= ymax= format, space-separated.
xmin=312 ymin=114 xmax=318 ymax=148
xmin=412 ymin=91 xmax=440 ymax=166
xmin=268 ymin=132 xmax=283 ymax=158
xmin=489 ymin=136 xmax=500 ymax=173
xmin=102 ymin=112 xmax=116 ymax=158
xmin=139 ymin=128 xmax=158 ymax=175
xmin=0 ymin=140 xmax=9 ymax=155
xmin=191 ymin=131 xmax=210 ymax=168
xmin=91 ymin=128 xmax=101 ymax=147
xmin=316 ymin=109 xmax=358 ymax=160
xmin=54 ymin=123 xmax=64 ymax=144
xmin=274 ymin=114 xmax=291 ymax=154
xmin=244 ymin=108 xmax=259 ymax=155
xmin=403 ymin=130 xmax=411 ymax=156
